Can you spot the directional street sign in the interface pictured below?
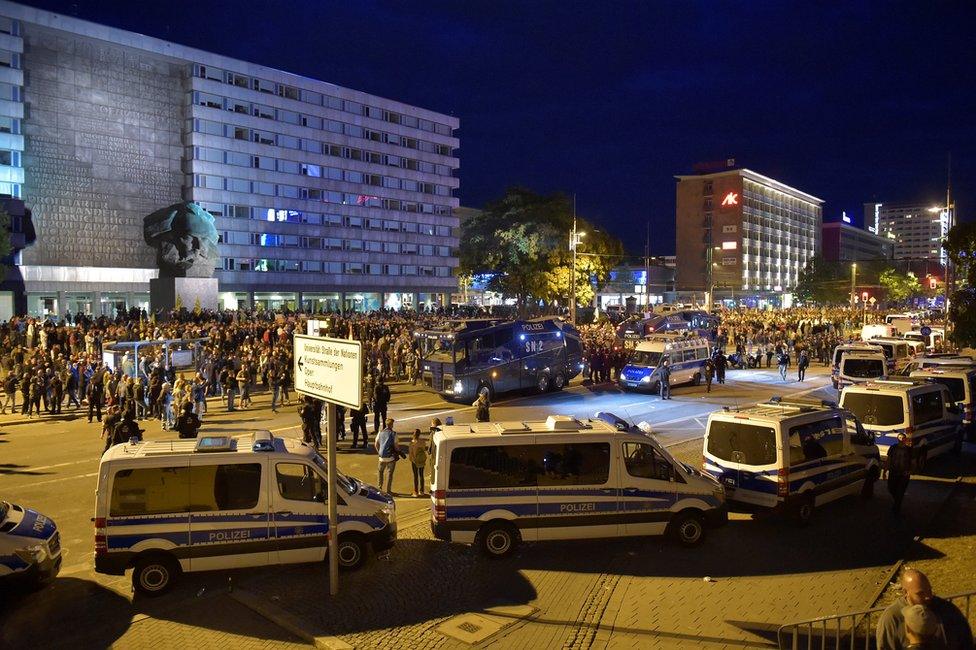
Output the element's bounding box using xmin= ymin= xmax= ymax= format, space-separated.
xmin=293 ymin=334 xmax=362 ymax=409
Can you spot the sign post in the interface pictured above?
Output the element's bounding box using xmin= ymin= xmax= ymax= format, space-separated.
xmin=293 ymin=334 xmax=362 ymax=596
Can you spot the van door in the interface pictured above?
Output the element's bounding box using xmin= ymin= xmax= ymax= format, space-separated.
xmin=619 ymin=440 xmax=676 ymax=536
xmin=530 ymin=436 xmax=617 ymax=541
xmin=271 ymin=461 xmax=330 ymax=564
xmin=188 ymin=458 xmax=269 ymax=571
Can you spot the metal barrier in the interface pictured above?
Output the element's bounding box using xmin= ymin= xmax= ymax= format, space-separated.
xmin=776 ymin=590 xmax=976 ymax=649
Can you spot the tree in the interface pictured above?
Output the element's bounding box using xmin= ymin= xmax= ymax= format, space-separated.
xmin=0 ymin=207 xmax=12 ymax=284
xmin=879 ymin=268 xmax=921 ymax=304
xmin=459 ymin=187 xmax=623 ymax=315
xmin=794 ymin=256 xmax=849 ymax=304
xmin=944 ymin=222 xmax=976 ymax=287
xmin=949 ymin=288 xmax=976 ymax=348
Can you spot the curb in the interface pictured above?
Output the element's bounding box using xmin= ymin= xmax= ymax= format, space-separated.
xmin=229 ymin=587 xmax=353 ymax=649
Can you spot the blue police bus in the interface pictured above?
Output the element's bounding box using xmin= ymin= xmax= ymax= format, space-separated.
xmin=614 ymin=311 xmax=718 ymax=349
xmin=415 ymin=318 xmax=583 ymax=401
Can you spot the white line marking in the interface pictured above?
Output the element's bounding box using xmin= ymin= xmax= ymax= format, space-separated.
xmin=6 ymin=472 xmax=98 ymax=489
xmin=23 ymin=459 xmax=93 ymax=473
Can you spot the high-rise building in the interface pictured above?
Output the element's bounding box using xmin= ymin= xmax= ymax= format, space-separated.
xmin=0 ymin=1 xmax=459 ymax=317
xmin=866 ymin=202 xmax=949 ymax=265
xmin=675 ymin=168 xmax=822 ymax=299
xmin=821 ymin=221 xmax=893 ymax=263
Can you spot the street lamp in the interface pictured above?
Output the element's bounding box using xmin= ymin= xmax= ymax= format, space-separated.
xmin=569 ymin=216 xmax=585 ymax=324
xmin=850 ymin=263 xmax=857 ymax=308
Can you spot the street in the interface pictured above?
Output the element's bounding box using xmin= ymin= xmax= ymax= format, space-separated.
xmin=1 ymin=365 xmax=971 ymax=649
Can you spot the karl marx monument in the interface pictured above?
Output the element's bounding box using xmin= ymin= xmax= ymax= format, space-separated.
xmin=144 ymin=202 xmax=220 ymax=313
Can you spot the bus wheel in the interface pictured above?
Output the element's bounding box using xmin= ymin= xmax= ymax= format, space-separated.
xmin=552 ymin=373 xmax=566 ymax=391
xmin=537 ymin=374 xmax=550 ymax=393
xmin=476 ymin=521 xmax=519 ymax=558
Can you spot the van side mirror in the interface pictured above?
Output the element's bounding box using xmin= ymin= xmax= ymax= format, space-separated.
xmin=313 ymin=489 xmax=327 ymax=503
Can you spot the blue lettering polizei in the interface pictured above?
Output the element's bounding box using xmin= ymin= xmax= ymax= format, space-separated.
xmin=560 ymin=502 xmax=596 ymax=513
xmin=208 ymin=529 xmax=252 ymax=542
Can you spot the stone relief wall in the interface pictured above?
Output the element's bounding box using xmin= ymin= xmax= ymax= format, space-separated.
xmin=20 ymin=26 xmax=186 ymax=268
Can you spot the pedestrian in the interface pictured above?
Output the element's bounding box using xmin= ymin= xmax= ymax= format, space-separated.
xmin=192 ymin=374 xmax=207 ymax=420
xmin=1 ymin=370 xmax=17 ymax=414
xmin=335 ymin=404 xmax=346 ymax=440
xmin=350 ymin=402 xmax=369 ymax=448
xmin=87 ymin=369 xmax=104 ymax=423
xmin=110 ymin=410 xmax=143 ymax=447
xmin=876 ymin=568 xmax=973 ymax=650
xmin=174 ymin=402 xmax=201 ymax=439
xmin=408 ymin=429 xmax=427 ymax=497
xmin=101 ymin=405 xmax=122 ymax=453
xmin=223 ymin=365 xmax=237 ymax=411
xmin=299 ymin=397 xmax=318 ymax=447
xmin=372 ymin=376 xmax=390 ymax=435
xmin=237 ymin=366 xmax=251 ymax=408
xmin=778 ymin=350 xmax=790 ymax=382
xmin=473 ymin=391 xmax=491 ymax=422
xmin=659 ymin=359 xmax=672 ymax=400
xmin=268 ymin=365 xmax=281 ymax=413
xmin=887 ymin=432 xmax=913 ymax=515
xmin=704 ymin=357 xmax=715 ymax=393
xmin=714 ymin=352 xmax=727 ymax=384
xmin=159 ymin=379 xmax=173 ymax=430
xmin=374 ymin=417 xmax=401 ymax=494
xmin=797 ymin=350 xmax=809 ymax=382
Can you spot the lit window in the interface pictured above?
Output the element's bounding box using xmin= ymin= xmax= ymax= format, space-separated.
xmin=722 ymin=241 xmax=737 ymax=250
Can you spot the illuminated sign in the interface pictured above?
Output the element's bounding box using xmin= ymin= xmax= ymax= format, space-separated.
xmin=722 ymin=241 xmax=737 ymax=250
xmin=721 ymin=192 xmax=739 ymax=207
xmin=842 ymin=211 xmax=851 ymax=224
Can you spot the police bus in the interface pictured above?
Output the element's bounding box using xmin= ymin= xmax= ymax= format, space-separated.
xmin=614 ymin=311 xmax=717 ymax=349
xmin=415 ymin=318 xmax=583 ymax=402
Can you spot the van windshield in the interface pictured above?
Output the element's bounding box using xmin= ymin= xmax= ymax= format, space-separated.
xmin=630 ymin=351 xmax=663 ymax=367
xmin=311 ymin=453 xmax=357 ymax=496
xmin=842 ymin=359 xmax=886 ymax=378
xmin=841 ymin=393 xmax=905 ymax=426
xmin=928 ymin=377 xmax=966 ymax=403
xmin=706 ymin=420 xmax=777 ymax=466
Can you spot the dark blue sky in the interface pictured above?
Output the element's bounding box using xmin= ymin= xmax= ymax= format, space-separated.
xmin=21 ymin=0 xmax=976 ymax=254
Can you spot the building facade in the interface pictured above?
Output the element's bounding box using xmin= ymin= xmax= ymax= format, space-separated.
xmin=675 ymin=168 xmax=822 ymax=301
xmin=866 ymin=202 xmax=949 ymax=265
xmin=821 ymin=221 xmax=893 ymax=263
xmin=0 ymin=1 xmax=460 ymax=317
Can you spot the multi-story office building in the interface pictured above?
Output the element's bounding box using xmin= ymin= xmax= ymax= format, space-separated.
xmin=866 ymin=202 xmax=949 ymax=265
xmin=821 ymin=220 xmax=893 ymax=263
xmin=675 ymin=168 xmax=822 ymax=301
xmin=0 ymin=1 xmax=459 ymax=317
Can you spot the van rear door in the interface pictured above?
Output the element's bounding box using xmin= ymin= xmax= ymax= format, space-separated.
xmin=188 ymin=457 xmax=269 ymax=571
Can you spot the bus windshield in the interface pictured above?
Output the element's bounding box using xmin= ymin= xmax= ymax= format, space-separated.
xmin=417 ymin=334 xmax=458 ymax=361
xmin=630 ymin=351 xmax=663 ymax=367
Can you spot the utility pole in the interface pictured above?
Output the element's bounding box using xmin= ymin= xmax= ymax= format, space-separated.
xmin=570 ymin=195 xmax=576 ymax=324
xmin=644 ymin=221 xmax=650 ymax=312
xmin=944 ymin=153 xmax=954 ymax=325
xmin=850 ymin=263 xmax=857 ymax=308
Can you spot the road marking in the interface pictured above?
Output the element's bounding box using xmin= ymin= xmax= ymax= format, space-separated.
xmin=23 ymin=459 xmax=94 ymax=473
xmin=6 ymin=472 xmax=97 ymax=489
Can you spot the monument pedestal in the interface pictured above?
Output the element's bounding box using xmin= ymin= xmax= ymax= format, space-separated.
xmin=150 ymin=277 xmax=219 ymax=313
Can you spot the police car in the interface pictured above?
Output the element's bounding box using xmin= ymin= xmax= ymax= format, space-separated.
xmin=1 ymin=501 xmax=62 ymax=588
xmin=618 ymin=334 xmax=710 ymax=392
xmin=94 ymin=431 xmax=395 ymax=595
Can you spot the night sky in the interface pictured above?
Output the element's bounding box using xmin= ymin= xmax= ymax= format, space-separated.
xmin=18 ymin=0 xmax=976 ymax=255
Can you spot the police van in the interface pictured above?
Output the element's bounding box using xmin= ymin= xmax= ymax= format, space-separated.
xmin=94 ymin=431 xmax=396 ymax=595
xmin=1 ymin=501 xmax=62 ymax=588
xmin=702 ymin=399 xmax=881 ymax=524
xmin=836 ymin=349 xmax=888 ymax=390
xmin=839 ymin=380 xmax=964 ymax=468
xmin=618 ymin=334 xmax=710 ymax=392
xmin=900 ymin=355 xmax=975 ymax=376
xmin=831 ymin=342 xmax=884 ymax=388
xmin=910 ymin=367 xmax=976 ymax=440
xmin=429 ymin=414 xmax=727 ymax=556
xmin=867 ymin=338 xmax=916 ymax=374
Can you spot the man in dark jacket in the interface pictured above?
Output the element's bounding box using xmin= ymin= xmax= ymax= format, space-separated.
xmin=87 ymin=373 xmax=104 ymax=423
xmin=350 ymin=403 xmax=369 ymax=449
xmin=110 ymin=411 xmax=143 ymax=447
xmin=372 ymin=377 xmax=391 ymax=435
xmin=714 ymin=352 xmax=727 ymax=384
xmin=659 ymin=359 xmax=672 ymax=400
xmin=174 ymin=402 xmax=202 ymax=439
xmin=887 ymin=433 xmax=914 ymax=515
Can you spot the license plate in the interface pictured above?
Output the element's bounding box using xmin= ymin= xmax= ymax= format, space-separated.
xmin=722 ymin=476 xmax=737 ymax=489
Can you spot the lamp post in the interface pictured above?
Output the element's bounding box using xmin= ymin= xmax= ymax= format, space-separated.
xmin=850 ymin=263 xmax=857 ymax=308
xmin=862 ymin=291 xmax=869 ymax=326
xmin=569 ymin=215 xmax=585 ymax=324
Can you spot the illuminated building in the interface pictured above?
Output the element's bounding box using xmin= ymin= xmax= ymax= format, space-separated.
xmin=675 ymin=168 xmax=822 ymax=302
xmin=0 ymin=1 xmax=458 ymax=317
xmin=821 ymin=220 xmax=893 ymax=262
xmin=866 ymin=202 xmax=949 ymax=265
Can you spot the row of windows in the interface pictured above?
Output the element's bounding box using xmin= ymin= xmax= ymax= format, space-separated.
xmin=219 ymin=258 xmax=451 ymax=277
xmin=0 ymin=49 xmax=20 ymax=70
xmin=218 ymin=230 xmax=452 ymax=256
xmin=198 ymin=204 xmax=453 ymax=236
xmin=192 ymin=65 xmax=452 ymax=136
xmin=0 ymin=149 xmax=20 ymax=167
xmin=190 ymin=174 xmax=452 ymax=215
xmin=0 ymin=82 xmax=21 ymax=102
xmin=191 ymin=91 xmax=454 ymax=160
xmin=190 ymin=146 xmax=451 ymax=197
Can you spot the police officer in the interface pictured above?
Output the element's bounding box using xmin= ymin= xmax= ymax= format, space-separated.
xmin=887 ymin=433 xmax=913 ymax=515
xmin=659 ymin=359 xmax=672 ymax=400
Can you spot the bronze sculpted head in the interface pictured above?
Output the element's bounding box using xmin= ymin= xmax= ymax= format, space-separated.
xmin=143 ymin=202 xmax=219 ymax=278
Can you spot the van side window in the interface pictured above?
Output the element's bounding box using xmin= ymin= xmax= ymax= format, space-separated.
xmin=622 ymin=442 xmax=673 ymax=482
xmin=191 ymin=464 xmax=262 ymax=511
xmin=276 ymin=463 xmax=324 ymax=501
xmin=912 ymin=391 xmax=944 ymax=425
xmin=535 ymin=443 xmax=610 ymax=486
xmin=787 ymin=417 xmax=845 ymax=464
xmin=449 ymin=445 xmax=535 ymax=489
xmin=110 ymin=466 xmax=189 ymax=516
xmin=681 ymin=350 xmax=697 ymax=363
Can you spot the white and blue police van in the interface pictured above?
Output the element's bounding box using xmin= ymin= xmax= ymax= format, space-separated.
xmin=429 ymin=413 xmax=727 ymax=557
xmin=839 ymin=379 xmax=964 ymax=469
xmin=94 ymin=431 xmax=396 ymax=596
xmin=836 ymin=349 xmax=888 ymax=391
xmin=702 ymin=398 xmax=881 ymax=524
xmin=618 ymin=334 xmax=710 ymax=392
xmin=1 ymin=501 xmax=62 ymax=588
xmin=831 ymin=342 xmax=885 ymax=387
xmin=910 ymin=367 xmax=976 ymax=440
xmin=899 ymin=355 xmax=975 ymax=377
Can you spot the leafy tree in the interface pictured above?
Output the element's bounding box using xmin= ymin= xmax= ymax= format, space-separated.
xmin=949 ymin=288 xmax=976 ymax=348
xmin=794 ymin=256 xmax=849 ymax=304
xmin=0 ymin=207 xmax=12 ymax=284
xmin=944 ymin=222 xmax=976 ymax=287
xmin=879 ymin=268 xmax=921 ymax=304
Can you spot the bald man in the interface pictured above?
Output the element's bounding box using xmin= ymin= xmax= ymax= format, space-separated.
xmin=876 ymin=568 xmax=973 ymax=649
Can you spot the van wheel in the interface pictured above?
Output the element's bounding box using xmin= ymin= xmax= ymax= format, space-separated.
xmin=132 ymin=554 xmax=180 ymax=596
xmin=915 ymin=447 xmax=928 ymax=471
xmin=953 ymin=430 xmax=964 ymax=455
xmin=792 ymin=495 xmax=815 ymax=526
xmin=537 ymin=374 xmax=550 ymax=393
xmin=476 ymin=521 xmax=519 ymax=558
xmin=691 ymin=373 xmax=702 ymax=387
xmin=861 ymin=466 xmax=880 ymax=498
xmin=337 ymin=533 xmax=367 ymax=571
xmin=670 ymin=511 xmax=706 ymax=547
xmin=552 ymin=373 xmax=566 ymax=391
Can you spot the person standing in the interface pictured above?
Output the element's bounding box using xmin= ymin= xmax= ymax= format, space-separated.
xmin=704 ymin=357 xmax=715 ymax=393
xmin=659 ymin=359 xmax=672 ymax=400
xmin=797 ymin=350 xmax=809 ymax=382
xmin=223 ymin=364 xmax=237 ymax=411
xmin=350 ymin=402 xmax=369 ymax=449
xmin=87 ymin=371 xmax=104 ymax=423
xmin=268 ymin=364 xmax=281 ymax=413
xmin=299 ymin=397 xmax=318 ymax=447
xmin=372 ymin=376 xmax=390 ymax=435
xmin=715 ymin=352 xmax=727 ymax=384
xmin=374 ymin=417 xmax=401 ymax=494
xmin=174 ymin=402 xmax=202 ymax=439
xmin=1 ymin=370 xmax=17 ymax=414
xmin=237 ymin=366 xmax=251 ymax=409
xmin=473 ymin=392 xmax=491 ymax=422
xmin=408 ymin=429 xmax=427 ymax=497
xmin=192 ymin=374 xmax=207 ymax=420
xmin=887 ymin=433 xmax=914 ymax=515
xmin=876 ymin=568 xmax=973 ymax=650
xmin=778 ymin=350 xmax=790 ymax=382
